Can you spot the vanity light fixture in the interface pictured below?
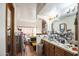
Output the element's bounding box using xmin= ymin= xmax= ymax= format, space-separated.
xmin=48 ymin=16 xmax=54 ymax=21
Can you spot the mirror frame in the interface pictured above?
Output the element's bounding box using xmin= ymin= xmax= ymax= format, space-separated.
xmin=59 ymin=23 xmax=67 ymax=33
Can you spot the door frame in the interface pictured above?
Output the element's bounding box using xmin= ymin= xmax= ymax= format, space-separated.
xmin=78 ymin=3 xmax=79 ymax=55
xmin=6 ymin=3 xmax=15 ymax=55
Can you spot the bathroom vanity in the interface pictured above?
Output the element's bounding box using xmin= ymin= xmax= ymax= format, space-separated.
xmin=42 ymin=39 xmax=78 ymax=56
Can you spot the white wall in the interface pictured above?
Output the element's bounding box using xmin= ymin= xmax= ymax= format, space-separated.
xmin=52 ymin=15 xmax=76 ymax=40
xmin=0 ymin=3 xmax=6 ymax=56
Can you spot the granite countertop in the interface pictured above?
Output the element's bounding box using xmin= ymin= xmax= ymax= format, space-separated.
xmin=42 ymin=39 xmax=78 ymax=55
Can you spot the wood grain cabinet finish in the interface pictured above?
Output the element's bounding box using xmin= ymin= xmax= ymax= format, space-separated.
xmin=43 ymin=41 xmax=50 ymax=56
xmin=55 ymin=46 xmax=65 ymax=56
xmin=42 ymin=40 xmax=74 ymax=56
xmin=49 ymin=44 xmax=55 ymax=56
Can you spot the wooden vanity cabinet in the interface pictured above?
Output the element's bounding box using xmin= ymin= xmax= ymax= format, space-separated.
xmin=55 ymin=46 xmax=74 ymax=56
xmin=42 ymin=40 xmax=75 ymax=56
xmin=43 ymin=40 xmax=55 ymax=56
xmin=55 ymin=46 xmax=65 ymax=56
xmin=49 ymin=44 xmax=55 ymax=56
xmin=43 ymin=41 xmax=50 ymax=56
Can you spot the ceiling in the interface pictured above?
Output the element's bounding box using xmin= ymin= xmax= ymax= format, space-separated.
xmin=36 ymin=3 xmax=46 ymax=14
xmin=15 ymin=3 xmax=37 ymax=27
xmin=15 ymin=3 xmax=36 ymax=21
xmin=15 ymin=3 xmax=46 ymax=21
xmin=37 ymin=3 xmax=77 ymax=22
xmin=15 ymin=3 xmax=46 ymax=27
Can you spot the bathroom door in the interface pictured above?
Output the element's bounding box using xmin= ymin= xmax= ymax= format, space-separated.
xmin=6 ymin=3 xmax=15 ymax=56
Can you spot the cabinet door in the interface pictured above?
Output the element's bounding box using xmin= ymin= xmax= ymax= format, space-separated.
xmin=43 ymin=41 xmax=50 ymax=56
xmin=49 ymin=44 xmax=55 ymax=56
xmin=55 ymin=46 xmax=65 ymax=56
xmin=43 ymin=41 xmax=46 ymax=55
